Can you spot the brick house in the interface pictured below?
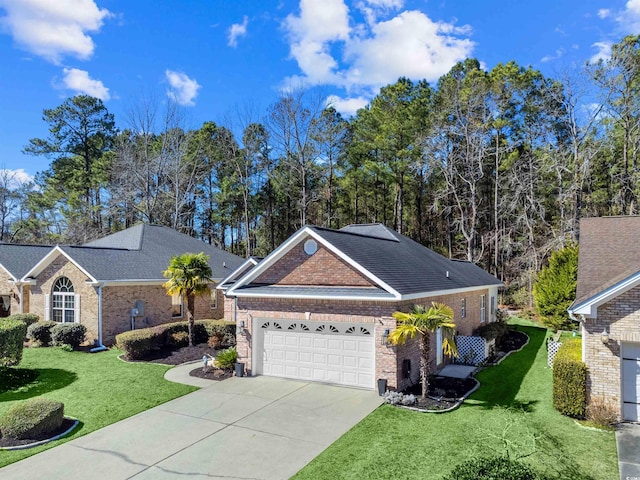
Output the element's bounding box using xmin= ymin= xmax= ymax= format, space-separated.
xmin=223 ymin=224 xmax=501 ymax=391
xmin=0 ymin=224 xmax=243 ymax=345
xmin=568 ymin=216 xmax=640 ymax=422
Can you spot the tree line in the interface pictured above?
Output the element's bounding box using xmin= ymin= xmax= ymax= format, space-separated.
xmin=3 ymin=35 xmax=639 ymax=306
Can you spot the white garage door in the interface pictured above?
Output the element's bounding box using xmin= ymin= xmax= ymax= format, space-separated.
xmin=256 ymin=320 xmax=375 ymax=389
xmin=623 ymin=343 xmax=640 ymax=422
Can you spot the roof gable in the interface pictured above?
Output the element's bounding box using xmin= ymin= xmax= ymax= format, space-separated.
xmin=228 ymin=224 xmax=501 ymax=300
xmin=0 ymin=244 xmax=53 ymax=280
xmin=571 ymin=216 xmax=640 ymax=314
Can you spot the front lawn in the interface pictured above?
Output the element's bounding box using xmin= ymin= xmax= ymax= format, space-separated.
xmin=0 ymin=347 xmax=196 ymax=468
xmin=294 ymin=318 xmax=618 ymax=480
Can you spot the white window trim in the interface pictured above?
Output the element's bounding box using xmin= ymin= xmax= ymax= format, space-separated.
xmin=171 ymin=293 xmax=183 ymax=318
xmin=52 ymin=277 xmax=78 ymax=323
xmin=210 ymin=288 xmax=218 ymax=310
xmin=480 ymin=294 xmax=486 ymax=323
xmin=461 ymin=298 xmax=466 ymax=318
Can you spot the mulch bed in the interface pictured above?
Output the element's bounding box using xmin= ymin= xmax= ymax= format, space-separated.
xmin=0 ymin=418 xmax=77 ymax=449
xmin=189 ymin=367 xmax=233 ymax=381
xmin=123 ymin=343 xmax=218 ymax=365
xmin=403 ymin=376 xmax=478 ymax=411
xmin=396 ymin=329 xmax=529 ymax=412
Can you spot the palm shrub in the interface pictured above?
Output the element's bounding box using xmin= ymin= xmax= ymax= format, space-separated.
xmin=215 ymin=347 xmax=238 ymax=369
xmin=388 ymin=303 xmax=458 ymax=399
xmin=0 ymin=398 xmax=64 ymax=440
xmin=163 ymin=252 xmax=213 ymax=346
xmin=533 ymin=244 xmax=578 ymax=331
xmin=0 ymin=318 xmax=27 ymax=367
xmin=553 ymin=338 xmax=587 ymax=418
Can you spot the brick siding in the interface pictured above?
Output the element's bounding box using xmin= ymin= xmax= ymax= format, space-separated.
xmin=0 ymin=266 xmax=22 ymax=315
xmin=583 ymin=287 xmax=640 ymax=419
xmin=253 ymin=243 xmax=374 ymax=287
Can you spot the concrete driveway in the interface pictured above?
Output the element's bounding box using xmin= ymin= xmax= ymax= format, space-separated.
xmin=617 ymin=423 xmax=640 ymax=480
xmin=0 ymin=376 xmax=383 ymax=480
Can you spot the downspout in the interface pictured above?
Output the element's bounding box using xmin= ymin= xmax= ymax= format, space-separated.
xmin=18 ymin=283 xmax=24 ymax=314
xmin=90 ymin=283 xmax=107 ymax=352
xmin=568 ymin=310 xmax=586 ymax=363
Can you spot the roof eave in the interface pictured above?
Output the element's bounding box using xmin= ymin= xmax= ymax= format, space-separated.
xmin=568 ymin=271 xmax=640 ymax=318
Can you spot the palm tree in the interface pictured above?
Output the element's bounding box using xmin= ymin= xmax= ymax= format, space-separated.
xmin=388 ymin=302 xmax=458 ymax=400
xmin=163 ymin=252 xmax=213 ymax=346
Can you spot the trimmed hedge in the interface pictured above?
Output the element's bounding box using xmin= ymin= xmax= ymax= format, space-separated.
xmin=0 ymin=397 xmax=64 ymax=440
xmin=27 ymin=321 xmax=59 ymax=346
xmin=167 ymin=331 xmax=189 ymax=348
xmin=553 ymin=338 xmax=587 ymax=418
xmin=474 ymin=319 xmax=509 ymax=347
xmin=115 ymin=320 xmax=236 ymax=360
xmin=0 ymin=318 xmax=27 ymax=367
xmin=6 ymin=313 xmax=40 ymax=328
xmin=443 ymin=456 xmax=538 ymax=480
xmin=51 ymin=323 xmax=87 ymax=348
xmin=116 ymin=327 xmax=164 ymax=360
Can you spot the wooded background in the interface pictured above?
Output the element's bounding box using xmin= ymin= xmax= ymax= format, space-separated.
xmin=4 ymin=35 xmax=639 ymax=306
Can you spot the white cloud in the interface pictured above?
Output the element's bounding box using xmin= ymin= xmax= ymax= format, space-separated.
xmin=228 ymin=15 xmax=248 ymax=47
xmin=326 ymin=94 xmax=369 ymax=117
xmin=0 ymin=0 xmax=110 ymax=64
xmin=0 ymin=169 xmax=33 ymax=187
xmin=541 ymin=48 xmax=564 ymax=63
xmin=615 ymin=0 xmax=640 ymax=33
xmin=597 ymin=8 xmax=611 ymax=19
xmin=283 ymin=1 xmax=474 ymax=95
xmin=165 ymin=70 xmax=201 ymax=106
xmin=60 ymin=68 xmax=110 ymax=100
xmin=590 ymin=41 xmax=612 ymax=62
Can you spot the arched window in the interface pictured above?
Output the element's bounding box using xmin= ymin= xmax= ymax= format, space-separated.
xmin=52 ymin=277 xmax=75 ymax=323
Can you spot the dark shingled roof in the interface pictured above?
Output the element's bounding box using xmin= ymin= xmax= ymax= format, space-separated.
xmin=574 ymin=216 xmax=640 ymax=307
xmin=81 ymin=224 xmax=244 ymax=281
xmin=232 ymin=285 xmax=395 ymax=299
xmin=0 ymin=244 xmax=53 ymax=279
xmin=304 ymin=224 xmax=500 ymax=295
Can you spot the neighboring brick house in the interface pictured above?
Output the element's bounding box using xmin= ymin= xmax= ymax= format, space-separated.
xmin=223 ymin=224 xmax=501 ymax=391
xmin=568 ymin=216 xmax=640 ymax=422
xmin=0 ymin=224 xmax=243 ymax=345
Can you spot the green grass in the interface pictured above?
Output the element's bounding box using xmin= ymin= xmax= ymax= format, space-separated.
xmin=294 ymin=320 xmax=618 ymax=480
xmin=0 ymin=347 xmax=196 ymax=467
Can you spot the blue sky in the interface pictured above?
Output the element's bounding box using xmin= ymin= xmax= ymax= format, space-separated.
xmin=0 ymin=0 xmax=639 ymax=182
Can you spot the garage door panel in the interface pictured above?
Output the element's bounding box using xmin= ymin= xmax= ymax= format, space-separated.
xmin=262 ymin=324 xmax=375 ymax=389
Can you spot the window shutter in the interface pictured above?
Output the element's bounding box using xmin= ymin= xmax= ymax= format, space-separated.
xmin=44 ymin=294 xmax=50 ymax=322
xmin=74 ymin=294 xmax=81 ymax=323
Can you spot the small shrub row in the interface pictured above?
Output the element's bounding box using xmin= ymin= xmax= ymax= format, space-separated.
xmin=27 ymin=321 xmax=58 ymax=346
xmin=0 ymin=397 xmax=64 ymax=440
xmin=444 ymin=456 xmax=538 ymax=480
xmin=27 ymin=322 xmax=86 ymax=348
xmin=382 ymin=391 xmax=416 ymax=406
xmin=4 ymin=313 xmax=40 ymax=328
xmin=552 ymin=338 xmax=587 ymax=418
xmin=474 ymin=318 xmax=509 ymax=343
xmin=0 ymin=318 xmax=27 ymax=367
xmin=51 ymin=323 xmax=87 ymax=348
xmin=116 ymin=320 xmax=236 ymax=360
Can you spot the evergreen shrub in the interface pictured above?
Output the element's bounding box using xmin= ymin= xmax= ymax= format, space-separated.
xmin=0 ymin=398 xmax=64 ymax=440
xmin=552 ymin=338 xmax=587 ymax=418
xmin=0 ymin=318 xmax=27 ymax=367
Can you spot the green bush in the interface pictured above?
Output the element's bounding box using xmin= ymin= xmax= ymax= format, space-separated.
xmin=215 ymin=346 xmax=238 ymax=369
xmin=51 ymin=323 xmax=87 ymax=348
xmin=27 ymin=321 xmax=58 ymax=346
xmin=167 ymin=331 xmax=189 ymax=348
xmin=0 ymin=318 xmax=27 ymax=367
xmin=6 ymin=313 xmax=40 ymax=328
xmin=0 ymin=397 xmax=64 ymax=440
xmin=196 ymin=319 xmax=235 ymax=344
xmin=553 ymin=338 xmax=587 ymax=418
xmin=475 ymin=318 xmax=509 ymax=346
xmin=533 ymin=244 xmax=578 ymax=331
xmin=115 ymin=328 xmax=164 ymax=360
xmin=443 ymin=456 xmax=538 ymax=480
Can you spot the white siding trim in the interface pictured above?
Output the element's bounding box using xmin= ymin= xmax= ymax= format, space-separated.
xmin=74 ymin=294 xmax=81 ymax=323
xmin=44 ymin=293 xmax=50 ymax=322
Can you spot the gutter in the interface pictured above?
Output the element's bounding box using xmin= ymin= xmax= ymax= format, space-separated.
xmin=90 ymin=282 xmax=107 ymax=352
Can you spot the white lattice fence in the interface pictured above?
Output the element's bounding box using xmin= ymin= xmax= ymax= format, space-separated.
xmin=548 ymin=340 xmax=562 ymax=367
xmin=454 ymin=336 xmax=488 ymax=366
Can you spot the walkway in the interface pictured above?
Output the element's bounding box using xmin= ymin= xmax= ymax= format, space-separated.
xmin=0 ymin=371 xmax=382 ymax=480
xmin=617 ymin=423 xmax=640 ymax=480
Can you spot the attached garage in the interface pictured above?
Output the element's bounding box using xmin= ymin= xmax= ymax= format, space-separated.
xmin=622 ymin=343 xmax=640 ymax=422
xmin=254 ymin=320 xmax=376 ymax=389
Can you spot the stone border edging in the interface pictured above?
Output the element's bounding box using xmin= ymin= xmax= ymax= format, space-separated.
xmin=117 ymin=354 xmax=177 ymax=367
xmin=395 ymin=377 xmax=481 ymax=414
xmin=0 ymin=418 xmax=79 ymax=451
